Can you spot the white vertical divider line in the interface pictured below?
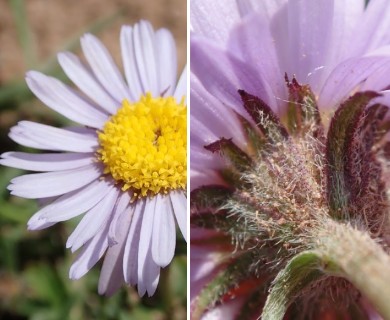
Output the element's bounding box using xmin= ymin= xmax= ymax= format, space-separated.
xmin=186 ymin=0 xmax=191 ymax=318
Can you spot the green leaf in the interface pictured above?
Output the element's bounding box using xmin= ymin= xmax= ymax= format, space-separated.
xmin=261 ymin=251 xmax=324 ymax=320
xmin=24 ymin=263 xmax=68 ymax=307
xmin=0 ymin=199 xmax=37 ymax=223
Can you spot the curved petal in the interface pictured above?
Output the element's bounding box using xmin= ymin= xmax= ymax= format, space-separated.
xmin=238 ymin=0 xmax=287 ymax=18
xmin=170 ymin=190 xmax=187 ymax=241
xmin=138 ymin=245 xmax=160 ymax=297
xmin=190 ymin=168 xmax=226 ymax=191
xmin=227 ymin=12 xmax=287 ymax=113
xmin=360 ymin=60 xmax=390 ymax=91
xmin=152 ymin=194 xmax=176 ymax=267
xmin=191 ymin=36 xmax=277 ymax=115
xmin=32 ymin=179 xmax=113 ymax=224
xmin=81 ymin=34 xmax=130 ymax=102
xmin=155 ymin=28 xmax=177 ymax=96
xmin=190 ymin=75 xmax=246 ymax=148
xmin=191 ymin=0 xmax=242 ymax=46
xmin=174 ymin=66 xmax=187 ymax=104
xmin=8 ymin=164 xmax=102 ymax=199
xmin=190 ymin=143 xmax=224 ymax=171
xmin=120 ymin=25 xmax=143 ymax=101
xmin=349 ymin=0 xmax=390 ymax=57
xmin=58 ymin=52 xmax=119 ymax=114
xmin=137 ymin=195 xmax=157 ymax=294
xmin=324 ymin=0 xmax=365 ymax=67
xmin=69 ymin=222 xmax=109 ymax=280
xmin=0 ymin=152 xmax=94 ymax=172
xmin=318 ymin=56 xmax=390 ymax=109
xmin=270 ymin=0 xmax=335 ymax=92
xmin=133 ymin=21 xmax=159 ymax=96
xmin=108 ymin=191 xmax=132 ymax=245
xmin=123 ymin=198 xmax=145 ymax=286
xmin=98 ymin=205 xmax=133 ymax=296
xmin=26 ymin=71 xmax=109 ymax=128
xmin=66 ymin=187 xmax=119 ymax=252
xmin=9 ymin=121 xmax=98 ymax=153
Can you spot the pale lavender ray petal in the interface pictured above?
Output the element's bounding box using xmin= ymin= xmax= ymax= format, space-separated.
xmin=65 ymin=126 xmax=98 ymax=137
xmin=190 ymin=143 xmax=224 ymax=171
xmin=275 ymin=0 xmax=335 ymax=93
xmin=66 ymin=187 xmax=119 ymax=252
xmin=8 ymin=164 xmax=102 ymax=199
xmin=191 ymin=36 xmax=277 ymax=115
xmin=80 ymin=34 xmax=131 ymax=102
xmin=191 ymin=0 xmax=241 ymax=46
xmin=98 ymin=205 xmax=134 ymax=296
xmin=35 ymin=179 xmax=113 ymax=223
xmin=364 ymin=45 xmax=390 ymax=57
xmin=133 ymin=21 xmax=159 ymax=96
xmin=349 ymin=0 xmax=390 ymax=57
xmin=108 ymin=191 xmax=132 ymax=246
xmin=137 ymin=196 xmax=157 ymax=293
xmin=174 ymin=66 xmax=187 ymax=104
xmin=305 ymin=0 xmax=366 ymax=91
xmin=26 ymin=71 xmax=109 ymax=128
xmin=201 ymin=299 xmax=245 ymax=320
xmin=123 ymin=198 xmax=145 ymax=285
xmin=170 ymin=190 xmax=186 ymax=241
xmin=27 ymin=215 xmax=56 ymax=230
xmin=191 ymin=76 xmax=246 ymax=148
xmin=322 ymin=0 xmax=365 ymax=73
xmin=360 ymin=60 xmax=390 ymax=91
xmin=0 ymin=152 xmax=94 ymax=172
xmin=58 ymin=52 xmax=119 ymax=114
xmin=37 ymin=196 xmax=58 ymax=207
xmin=318 ymin=56 xmax=390 ymax=110
xmin=120 ymin=26 xmax=143 ymax=101
xmin=152 ymin=194 xmax=176 ymax=267
xmin=227 ymin=12 xmax=287 ymax=114
xmin=155 ymin=28 xmax=177 ymax=96
xmin=69 ymin=222 xmax=109 ymax=280
xmin=190 ymin=242 xmax=224 ymax=300
xmin=139 ymin=246 xmax=160 ymax=297
xmin=191 ymin=169 xmax=226 ymax=191
xmin=9 ymin=121 xmax=98 ymax=153
xmin=237 ymin=0 xmax=287 ymax=18
xmin=190 ymin=117 xmax=219 ymax=146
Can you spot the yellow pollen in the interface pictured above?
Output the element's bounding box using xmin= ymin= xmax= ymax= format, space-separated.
xmin=98 ymin=93 xmax=186 ymax=198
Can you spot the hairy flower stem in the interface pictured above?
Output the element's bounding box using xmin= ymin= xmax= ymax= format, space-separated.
xmin=316 ymin=219 xmax=390 ymax=319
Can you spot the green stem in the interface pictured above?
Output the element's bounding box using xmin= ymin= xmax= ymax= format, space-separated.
xmin=317 ymin=220 xmax=390 ymax=319
xmin=160 ymin=266 xmax=173 ymax=319
xmin=9 ymin=0 xmax=36 ymax=68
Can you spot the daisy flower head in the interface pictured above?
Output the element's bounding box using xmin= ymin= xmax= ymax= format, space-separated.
xmin=191 ymin=0 xmax=390 ymax=319
xmin=1 ymin=20 xmax=187 ymax=297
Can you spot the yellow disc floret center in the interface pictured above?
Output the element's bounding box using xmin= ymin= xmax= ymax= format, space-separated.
xmin=98 ymin=93 xmax=186 ymax=198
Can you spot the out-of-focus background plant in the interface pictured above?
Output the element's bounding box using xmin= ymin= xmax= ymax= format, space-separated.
xmin=0 ymin=1 xmax=186 ymax=319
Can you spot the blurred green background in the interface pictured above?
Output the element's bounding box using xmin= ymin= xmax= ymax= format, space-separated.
xmin=0 ymin=0 xmax=187 ymax=319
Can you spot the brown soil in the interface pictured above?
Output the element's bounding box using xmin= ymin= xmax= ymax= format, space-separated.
xmin=0 ymin=0 xmax=187 ymax=83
